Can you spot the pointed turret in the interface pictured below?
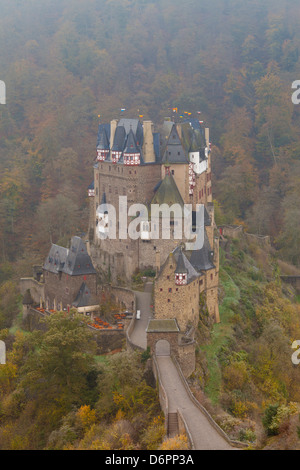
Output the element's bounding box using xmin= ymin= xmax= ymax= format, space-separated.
xmin=123 ymin=129 xmax=142 ymax=166
xmin=162 ymin=124 xmax=188 ymax=164
xmin=97 ymin=127 xmax=110 ymax=161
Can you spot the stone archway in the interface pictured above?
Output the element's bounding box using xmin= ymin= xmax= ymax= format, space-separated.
xmin=155 ymin=339 xmax=171 ymax=356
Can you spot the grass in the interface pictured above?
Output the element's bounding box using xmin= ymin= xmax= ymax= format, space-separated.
xmin=200 ymin=268 xmax=239 ymax=404
xmin=94 ymin=355 xmax=110 ymax=365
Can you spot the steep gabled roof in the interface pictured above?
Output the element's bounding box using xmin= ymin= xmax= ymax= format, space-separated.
xmin=43 ymin=244 xmax=69 ymax=274
xmin=192 ymin=207 xmax=211 ymax=228
xmin=97 ymin=127 xmax=110 ymax=150
xmin=175 ymin=249 xmax=188 ymax=274
xmin=118 ymin=118 xmax=144 ymax=147
xmin=162 ymin=124 xmax=188 ymax=164
xmin=188 ymin=230 xmax=215 ymax=272
xmin=43 ymin=237 xmax=96 ymax=277
xmin=72 ymin=282 xmax=97 ymax=308
xmin=151 ymin=173 xmax=184 ymax=208
xmin=173 ymin=246 xmax=199 ymax=283
xmin=124 ymin=129 xmax=140 ymax=154
xmin=111 ymin=125 xmax=126 ymax=152
xmin=97 ymin=123 xmax=110 ymax=147
xmin=63 ymin=237 xmax=96 ymax=276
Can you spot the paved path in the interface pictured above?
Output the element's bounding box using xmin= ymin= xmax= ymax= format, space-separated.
xmin=129 ymin=282 xmax=236 ymax=450
xmin=129 ymin=284 xmax=153 ymax=349
xmin=156 ymin=355 xmax=235 ymax=450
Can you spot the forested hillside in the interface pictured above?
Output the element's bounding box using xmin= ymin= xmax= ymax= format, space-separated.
xmin=1 ymin=0 xmax=300 ymax=450
xmin=0 ymin=0 xmax=300 ymax=273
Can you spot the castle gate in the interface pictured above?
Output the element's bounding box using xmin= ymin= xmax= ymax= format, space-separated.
xmin=146 ymin=319 xmax=180 ymax=358
xmin=155 ymin=339 xmax=171 ymax=356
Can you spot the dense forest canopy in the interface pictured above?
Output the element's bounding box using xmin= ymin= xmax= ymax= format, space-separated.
xmin=2 ymin=0 xmax=300 ymax=450
xmin=0 ymin=0 xmax=300 ymax=268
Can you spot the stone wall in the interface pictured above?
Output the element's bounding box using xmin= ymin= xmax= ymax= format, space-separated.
xmin=102 ymin=285 xmax=136 ymax=312
xmin=44 ymin=271 xmax=97 ymax=310
xmin=147 ymin=331 xmax=180 ymax=358
xmin=19 ymin=278 xmax=45 ymax=305
xmin=154 ymin=254 xmax=200 ymax=332
xmin=177 ymin=341 xmax=196 ymax=378
xmin=219 ymin=225 xmax=243 ymax=238
xmin=87 ymin=326 xmax=126 ymax=355
xmin=22 ymin=307 xmax=125 ymax=354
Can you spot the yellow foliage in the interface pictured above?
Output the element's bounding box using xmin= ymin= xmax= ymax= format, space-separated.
xmin=76 ymin=405 xmax=97 ymax=430
xmin=160 ymin=434 xmax=189 ymax=450
xmin=231 ymin=400 xmax=249 ymax=419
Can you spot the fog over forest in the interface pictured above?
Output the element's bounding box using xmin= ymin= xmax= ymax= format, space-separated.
xmin=1 ymin=0 xmax=300 ymax=451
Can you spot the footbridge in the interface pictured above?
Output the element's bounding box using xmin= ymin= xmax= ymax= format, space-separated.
xmin=127 ymin=283 xmax=242 ymax=450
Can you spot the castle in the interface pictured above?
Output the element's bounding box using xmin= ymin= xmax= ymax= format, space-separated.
xmin=88 ymin=116 xmax=220 ymax=336
xmin=20 ymin=114 xmax=220 ymax=374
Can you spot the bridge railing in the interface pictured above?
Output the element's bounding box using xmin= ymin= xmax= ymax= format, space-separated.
xmin=177 ymin=408 xmax=195 ymax=450
xmin=171 ymin=355 xmax=246 ymax=449
xmin=153 ymin=355 xmax=169 ymax=434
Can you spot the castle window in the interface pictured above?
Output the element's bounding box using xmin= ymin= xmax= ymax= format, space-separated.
xmin=168 ymin=288 xmax=172 ymax=293
xmin=172 ymin=170 xmax=174 ymax=175
xmin=65 ymin=287 xmax=69 ymax=294
xmin=160 ymin=288 xmax=163 ymax=292
xmin=168 ymin=299 xmax=170 ymax=303
xmin=211 ymin=274 xmax=213 ymax=280
xmin=167 ymin=275 xmax=170 ymax=280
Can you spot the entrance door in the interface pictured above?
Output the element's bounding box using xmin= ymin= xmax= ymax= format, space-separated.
xmin=155 ymin=339 xmax=171 ymax=356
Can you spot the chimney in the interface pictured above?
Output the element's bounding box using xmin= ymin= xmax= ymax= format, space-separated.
xmin=143 ymin=121 xmax=155 ymax=163
xmin=205 ymin=127 xmax=210 ymax=148
xmin=176 ymin=123 xmax=182 ymax=139
xmin=110 ymin=119 xmax=118 ymax=149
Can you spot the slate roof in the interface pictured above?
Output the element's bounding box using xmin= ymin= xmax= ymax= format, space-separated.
xmin=173 ymin=246 xmax=199 ymax=283
xmin=188 ymin=230 xmax=215 ymax=272
xmin=118 ymin=118 xmax=144 ymax=147
xmin=151 ymin=173 xmax=184 ymax=209
xmin=97 ymin=126 xmax=110 ymax=150
xmin=72 ymin=282 xmax=97 ymax=308
xmin=174 ymin=249 xmax=188 ymax=274
xmin=97 ymin=123 xmax=110 ymax=147
xmin=162 ymin=124 xmax=188 ymax=164
xmin=124 ymin=128 xmax=141 ymax=154
xmin=181 ymin=120 xmax=206 ymax=156
xmin=192 ymin=207 xmax=211 ymax=228
xmin=43 ymin=237 xmax=96 ymax=276
xmin=43 ymin=244 xmax=69 ymax=274
xmin=111 ymin=125 xmax=126 ymax=152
